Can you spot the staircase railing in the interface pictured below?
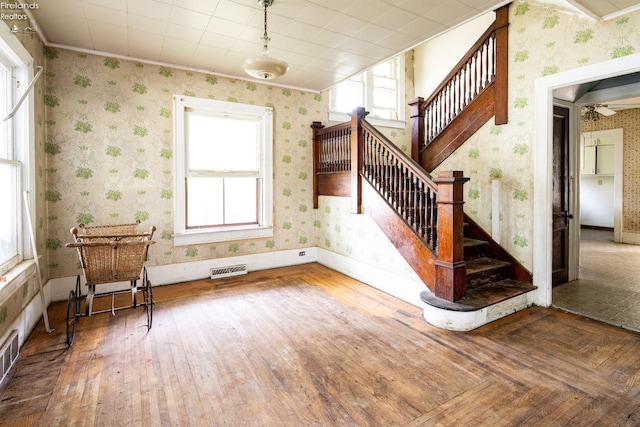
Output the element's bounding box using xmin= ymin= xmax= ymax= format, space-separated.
xmin=410 ymin=4 xmax=509 ymax=156
xmin=314 ymin=121 xmax=351 ymax=173
xmin=361 ymin=119 xmax=439 ymax=251
xmin=312 ymin=108 xmax=469 ymax=301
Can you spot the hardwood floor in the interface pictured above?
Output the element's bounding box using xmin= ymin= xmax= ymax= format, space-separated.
xmin=1 ymin=263 xmax=639 ymax=426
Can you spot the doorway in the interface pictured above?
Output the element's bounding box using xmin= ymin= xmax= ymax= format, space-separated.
xmin=551 ymin=94 xmax=640 ymax=331
xmin=533 ymin=52 xmax=640 ymax=308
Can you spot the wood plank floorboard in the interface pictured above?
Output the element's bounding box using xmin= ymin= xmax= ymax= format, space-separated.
xmin=1 ymin=262 xmax=639 ymax=426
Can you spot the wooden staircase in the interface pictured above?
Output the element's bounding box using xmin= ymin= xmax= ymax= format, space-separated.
xmin=410 ymin=4 xmax=510 ymax=172
xmin=310 ymin=2 xmax=535 ymax=310
xmin=420 ymin=224 xmax=534 ymax=311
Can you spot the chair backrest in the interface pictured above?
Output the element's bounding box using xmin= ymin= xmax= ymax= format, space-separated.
xmin=66 ymin=220 xmax=156 ymax=285
xmin=78 ymin=220 xmax=141 ymax=236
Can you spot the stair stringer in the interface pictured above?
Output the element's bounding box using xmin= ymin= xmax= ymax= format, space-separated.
xmin=420 ymin=84 xmax=496 ymax=173
xmin=361 ymin=178 xmax=439 ymax=293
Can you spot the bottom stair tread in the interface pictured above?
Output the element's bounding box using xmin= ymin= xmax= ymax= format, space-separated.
xmin=421 ymin=279 xmax=537 ymax=312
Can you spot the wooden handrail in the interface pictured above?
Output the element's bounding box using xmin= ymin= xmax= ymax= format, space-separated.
xmin=360 ymin=119 xmax=440 ymax=251
xmin=420 ymin=24 xmax=498 ymax=111
xmin=411 ymin=4 xmax=509 ymax=154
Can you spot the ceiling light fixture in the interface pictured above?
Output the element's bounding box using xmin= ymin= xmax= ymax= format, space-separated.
xmin=243 ymin=0 xmax=288 ymax=80
xmin=583 ymin=105 xmax=600 ymax=122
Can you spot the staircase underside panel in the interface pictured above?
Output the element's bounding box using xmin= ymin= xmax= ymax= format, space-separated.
xmin=420 ymin=84 xmax=496 ymax=173
xmin=317 ymin=172 xmax=350 ymax=198
xmin=361 ymin=180 xmax=436 ymax=292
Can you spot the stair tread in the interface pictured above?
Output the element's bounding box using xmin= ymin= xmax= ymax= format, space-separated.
xmin=465 ymin=257 xmax=510 ymax=274
xmin=464 ymin=238 xmax=489 ymax=247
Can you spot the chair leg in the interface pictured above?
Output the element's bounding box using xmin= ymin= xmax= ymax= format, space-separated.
xmin=86 ymin=285 xmax=95 ymax=316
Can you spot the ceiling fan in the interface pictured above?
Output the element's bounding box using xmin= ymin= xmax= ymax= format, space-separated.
xmin=581 ymin=104 xmax=614 ymax=122
xmin=582 ymin=104 xmax=616 ymax=117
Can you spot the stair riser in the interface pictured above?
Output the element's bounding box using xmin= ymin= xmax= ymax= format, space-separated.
xmin=466 ymin=266 xmax=509 ymax=290
xmin=463 ymin=246 xmax=487 ymax=261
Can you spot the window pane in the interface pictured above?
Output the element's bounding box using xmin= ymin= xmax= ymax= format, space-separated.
xmin=186 ymin=177 xmax=258 ymax=228
xmin=0 ymin=163 xmax=17 ymax=266
xmin=187 ymin=113 xmax=259 ymax=172
xmin=335 ymin=78 xmax=364 ymax=113
xmin=373 ymin=61 xmax=394 ymax=78
xmin=373 ymin=88 xmax=396 ymax=109
xmin=0 ymin=65 xmax=9 ymax=159
xmin=224 ymin=177 xmax=258 ymax=224
xmin=186 ymin=177 xmax=223 ymax=228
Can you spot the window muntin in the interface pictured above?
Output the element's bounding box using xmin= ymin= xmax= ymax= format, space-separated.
xmin=173 ymin=96 xmax=273 ymax=245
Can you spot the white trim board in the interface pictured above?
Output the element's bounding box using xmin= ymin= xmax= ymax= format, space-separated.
xmin=49 ymin=248 xmax=317 ymax=302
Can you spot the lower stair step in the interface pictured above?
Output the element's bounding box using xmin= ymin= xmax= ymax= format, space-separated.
xmin=421 ymin=279 xmax=537 ymax=312
xmin=465 ymin=257 xmax=510 ymax=289
xmin=463 ymin=238 xmax=489 ymax=260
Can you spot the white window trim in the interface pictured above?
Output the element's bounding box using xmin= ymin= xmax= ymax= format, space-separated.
xmin=0 ymin=23 xmax=35 ymax=280
xmin=173 ymin=95 xmax=273 ymax=246
xmin=329 ymin=55 xmax=406 ymax=129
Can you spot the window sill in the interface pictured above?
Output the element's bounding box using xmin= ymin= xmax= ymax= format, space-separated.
xmin=173 ymin=226 xmax=274 ymax=246
xmin=328 ymin=111 xmax=406 ymax=129
xmin=0 ymin=260 xmax=35 ymax=304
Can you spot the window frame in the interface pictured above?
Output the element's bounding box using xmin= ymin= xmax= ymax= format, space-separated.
xmin=173 ymin=95 xmax=274 ymax=246
xmin=0 ymin=28 xmax=34 ymax=279
xmin=329 ymin=55 xmax=406 ymax=129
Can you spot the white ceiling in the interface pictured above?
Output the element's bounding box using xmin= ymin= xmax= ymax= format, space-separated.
xmin=20 ymin=0 xmax=640 ymax=92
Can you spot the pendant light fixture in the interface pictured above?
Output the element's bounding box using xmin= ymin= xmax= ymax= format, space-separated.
xmin=243 ymin=0 xmax=288 ymax=79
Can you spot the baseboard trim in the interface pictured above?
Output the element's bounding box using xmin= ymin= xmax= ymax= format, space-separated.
xmin=49 ymin=248 xmax=318 ymax=302
xmin=621 ymin=232 xmax=640 ymax=245
xmin=48 ymin=247 xmax=537 ymax=332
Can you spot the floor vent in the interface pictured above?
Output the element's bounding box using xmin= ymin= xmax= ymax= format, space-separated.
xmin=210 ymin=264 xmax=248 ymax=280
xmin=1 ymin=330 xmax=19 ymax=385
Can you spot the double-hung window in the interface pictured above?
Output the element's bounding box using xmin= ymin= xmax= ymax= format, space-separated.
xmin=329 ymin=55 xmax=405 ymax=128
xmin=0 ymin=32 xmax=33 ymax=278
xmin=173 ymin=96 xmax=273 ymax=245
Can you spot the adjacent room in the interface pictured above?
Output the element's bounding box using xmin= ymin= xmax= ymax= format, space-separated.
xmin=1 ymin=0 xmax=640 ymax=424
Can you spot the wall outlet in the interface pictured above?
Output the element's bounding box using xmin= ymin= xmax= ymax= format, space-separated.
xmin=299 ymin=251 xmax=306 ymax=256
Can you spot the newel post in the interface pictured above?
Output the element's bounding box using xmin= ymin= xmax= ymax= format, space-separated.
xmin=494 ymin=4 xmax=509 ymax=125
xmin=433 ymin=171 xmax=469 ymax=302
xmin=409 ymin=97 xmax=424 ymax=163
xmin=311 ymin=121 xmax=325 ymax=209
xmin=349 ymin=107 xmax=368 ymax=214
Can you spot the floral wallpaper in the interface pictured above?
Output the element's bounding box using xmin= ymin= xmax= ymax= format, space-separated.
xmin=44 ymin=49 xmax=326 ymax=279
xmin=433 ymin=0 xmax=640 ymax=269
xmin=581 ymin=109 xmax=640 ymax=233
xmin=4 ymin=0 xmax=640 ymax=314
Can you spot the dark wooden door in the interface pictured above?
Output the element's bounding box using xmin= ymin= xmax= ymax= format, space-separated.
xmin=552 ymin=106 xmax=571 ymax=286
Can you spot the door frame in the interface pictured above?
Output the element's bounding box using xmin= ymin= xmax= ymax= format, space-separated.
xmin=533 ymin=53 xmax=640 ymax=307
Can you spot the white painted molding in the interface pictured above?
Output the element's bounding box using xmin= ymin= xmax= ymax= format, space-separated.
xmin=315 ymin=248 xmax=536 ymax=332
xmin=49 ymin=248 xmax=318 ymax=302
xmin=316 ymin=248 xmax=426 ymax=307
xmin=621 ymin=232 xmax=640 ymax=245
